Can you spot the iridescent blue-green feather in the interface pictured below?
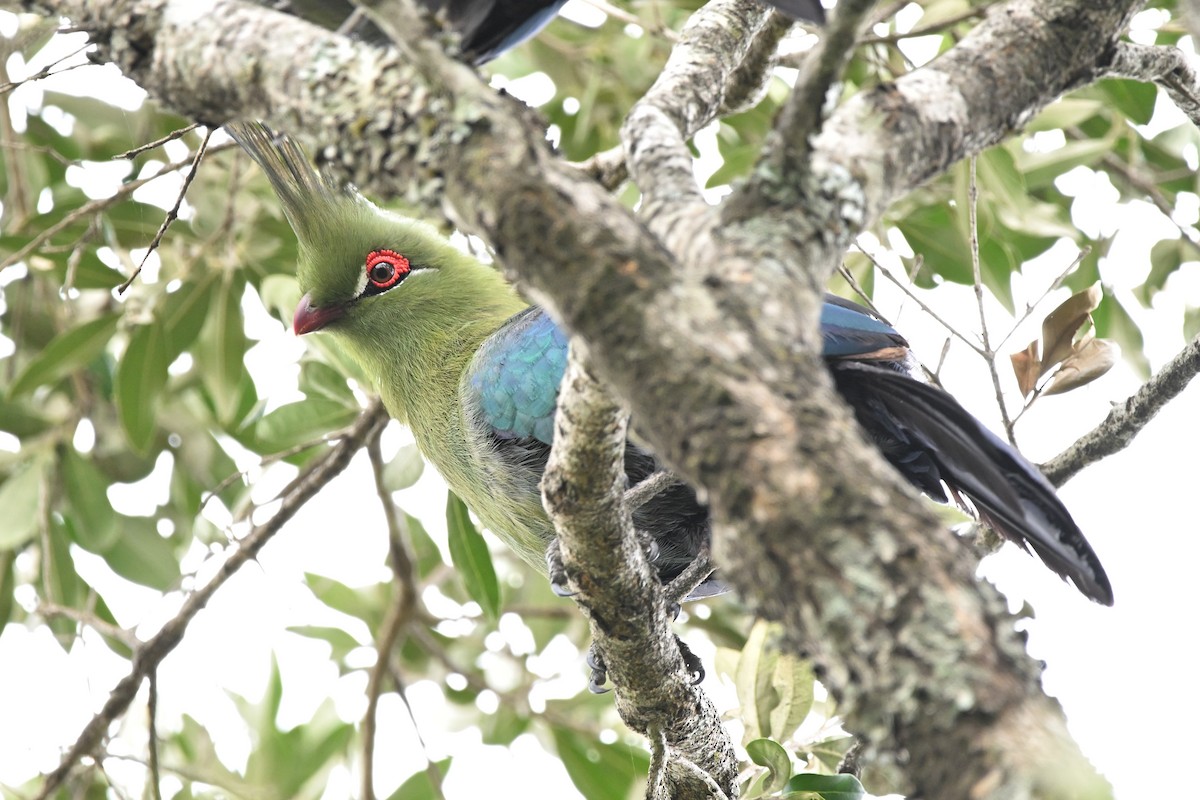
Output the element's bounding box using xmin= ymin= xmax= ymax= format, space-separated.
xmin=468 ymin=307 xmax=567 ymax=445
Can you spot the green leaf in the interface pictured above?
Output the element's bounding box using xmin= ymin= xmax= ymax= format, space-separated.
xmin=387 ymin=760 xmax=451 ymax=800
xmin=300 ymin=359 xmax=356 ymax=405
xmin=0 ymin=459 xmax=46 ymax=549
xmin=59 ymin=448 xmax=119 ymax=553
xmin=305 ymin=573 xmax=388 ymax=629
xmin=445 ymin=492 xmax=500 ymax=621
xmin=747 ymin=738 xmax=793 ymax=792
xmin=404 ymin=512 xmax=446 ymax=578
xmin=382 ymin=444 xmax=425 ymax=493
xmin=116 ymin=321 xmax=170 ymax=453
xmin=1025 ymin=97 xmax=1104 ymax=132
xmin=0 ymin=550 xmax=15 ymax=630
xmin=255 ymin=398 xmax=358 ymax=454
xmin=894 ymin=204 xmax=973 ymax=287
xmin=1016 ymin=138 xmax=1114 ymax=190
xmin=1137 ymin=238 xmax=1184 ymax=306
xmin=782 ymin=772 xmax=866 ymax=800
xmin=480 ymin=707 xmax=530 ymax=746
xmin=102 ymin=516 xmax=180 ymax=590
xmin=1184 ymin=307 xmax=1200 ymax=342
xmin=551 ymin=726 xmax=650 ymax=800
xmin=286 ymin=625 xmax=364 ymax=662
xmin=809 ymin=736 xmax=857 ymax=773
xmin=199 ymin=275 xmax=249 ymax=424
xmin=161 ymin=276 xmax=217 ymax=362
xmin=0 ymin=397 xmax=51 ymax=438
xmin=45 ymin=516 xmax=86 ymax=643
xmin=736 ymin=620 xmax=815 ymax=742
xmin=8 ymin=313 xmax=119 ymax=397
xmin=1093 ymin=295 xmax=1150 ymax=380
xmin=1097 ymin=78 xmax=1157 ymax=125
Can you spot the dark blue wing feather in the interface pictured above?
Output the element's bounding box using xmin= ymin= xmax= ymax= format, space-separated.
xmin=465 ymin=296 xmax=1111 ymax=605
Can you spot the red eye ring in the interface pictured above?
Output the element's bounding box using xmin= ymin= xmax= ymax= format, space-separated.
xmin=366 ymin=249 xmax=410 ymax=289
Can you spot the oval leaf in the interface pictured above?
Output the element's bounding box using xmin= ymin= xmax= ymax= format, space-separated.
xmin=60 ymin=448 xmax=118 ymax=552
xmin=747 ymin=738 xmax=793 ymax=792
xmin=1010 ymin=340 xmax=1041 ymax=397
xmin=161 ymin=275 xmax=217 ymax=362
xmin=550 ymin=726 xmax=649 ymax=800
xmin=255 ymin=397 xmax=358 ymax=454
xmin=0 ymin=459 xmax=46 ymax=549
xmin=1045 ymin=337 xmax=1118 ymax=395
xmin=102 ymin=516 xmax=180 ymax=590
xmin=382 ymin=444 xmax=425 ymax=493
xmin=782 ymin=772 xmax=866 ymax=800
xmin=737 ymin=619 xmax=814 ymax=742
xmin=1040 ymin=283 xmax=1102 ymax=374
xmin=445 ymin=492 xmax=500 ymax=621
xmin=116 ymin=320 xmax=170 ymax=453
xmin=9 ymin=313 xmax=119 ymax=397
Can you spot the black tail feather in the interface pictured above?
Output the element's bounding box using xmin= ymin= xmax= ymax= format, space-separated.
xmin=831 ymin=360 xmax=1113 ymax=606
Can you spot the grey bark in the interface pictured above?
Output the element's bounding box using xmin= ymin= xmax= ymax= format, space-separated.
xmin=14 ymin=0 xmax=1186 ymax=796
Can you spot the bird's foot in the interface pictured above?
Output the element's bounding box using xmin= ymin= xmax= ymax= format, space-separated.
xmin=584 ymin=635 xmax=704 ymax=694
xmin=679 ymin=637 xmax=705 ymax=684
xmin=544 ymin=538 xmax=575 ymax=597
xmin=586 ymin=644 xmax=611 ymax=694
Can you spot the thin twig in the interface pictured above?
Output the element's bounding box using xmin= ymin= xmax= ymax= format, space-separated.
xmin=967 ymin=156 xmax=1017 ymax=444
xmin=853 ymin=246 xmax=984 ymax=356
xmin=859 ymin=6 xmax=988 ymax=45
xmin=0 ymin=142 xmax=237 ymax=274
xmin=624 ymin=470 xmax=680 ymax=511
xmin=147 ymin=672 xmax=163 ymax=800
xmin=994 ymin=246 xmax=1091 ymax=352
xmin=389 ymin=669 xmax=447 ymax=799
xmin=664 ymin=542 xmax=714 ymax=608
xmin=361 ymin=430 xmax=420 ymax=800
xmin=111 ymin=124 xmax=200 ymax=160
xmin=34 ymin=401 xmax=388 ymax=800
xmin=582 ymin=0 xmax=678 ymax=40
xmin=200 ymin=431 xmax=347 ymax=513
xmin=36 ymin=602 xmax=136 ymax=646
xmin=0 ymin=43 xmax=91 ymax=95
xmin=117 ymin=127 xmax=214 ymax=294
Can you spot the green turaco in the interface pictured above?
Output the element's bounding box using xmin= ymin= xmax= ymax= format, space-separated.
xmin=225 ymin=122 xmax=1112 ymax=685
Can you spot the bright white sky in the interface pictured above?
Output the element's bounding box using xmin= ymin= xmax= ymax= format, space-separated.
xmin=2 ymin=4 xmax=1199 ymax=799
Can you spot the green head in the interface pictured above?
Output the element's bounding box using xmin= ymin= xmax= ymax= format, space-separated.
xmin=225 ymin=122 xmax=523 ymax=411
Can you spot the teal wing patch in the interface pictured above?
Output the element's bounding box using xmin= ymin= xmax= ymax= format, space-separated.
xmin=467 ymin=308 xmax=568 ymax=445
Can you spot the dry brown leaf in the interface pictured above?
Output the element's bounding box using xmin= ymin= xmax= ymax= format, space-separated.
xmin=1044 ymin=336 xmax=1118 ymax=395
xmin=1009 ymin=340 xmax=1041 ymax=397
xmin=1040 ymin=283 xmax=1102 ymax=376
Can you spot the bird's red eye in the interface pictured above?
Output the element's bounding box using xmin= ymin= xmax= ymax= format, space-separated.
xmin=366 ymin=249 xmax=410 ymax=290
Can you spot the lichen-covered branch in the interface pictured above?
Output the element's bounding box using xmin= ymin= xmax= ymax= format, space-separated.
xmin=621 ymin=0 xmax=773 ymax=250
xmin=1105 ymin=40 xmax=1200 ymax=130
xmin=1043 ymin=333 xmax=1200 ymax=486
xmin=541 ymin=342 xmax=737 ymax=798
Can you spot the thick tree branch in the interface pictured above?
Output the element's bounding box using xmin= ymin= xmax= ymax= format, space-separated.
xmin=1043 ymin=332 xmax=1200 ymax=486
xmin=720 ymin=9 xmax=794 ymax=115
xmin=542 ymin=342 xmax=736 ymax=798
xmin=621 ymin=0 xmax=772 ymax=249
xmin=1105 ymin=40 xmax=1200 ymax=130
